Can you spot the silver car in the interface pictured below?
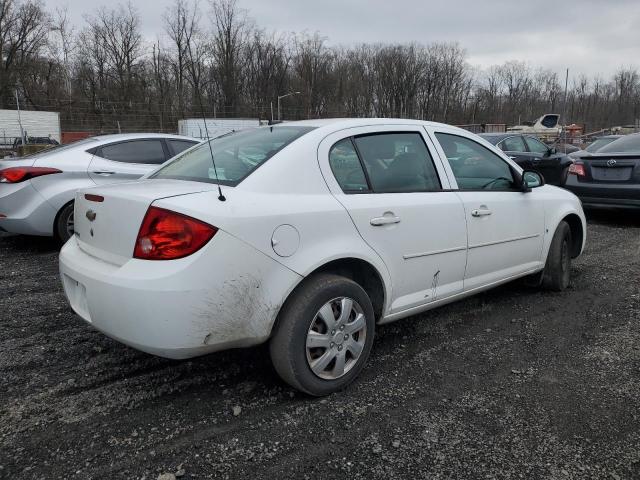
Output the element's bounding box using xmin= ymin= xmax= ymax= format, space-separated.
xmin=0 ymin=133 xmax=199 ymax=242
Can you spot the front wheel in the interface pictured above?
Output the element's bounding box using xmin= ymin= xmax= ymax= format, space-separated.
xmin=270 ymin=274 xmax=375 ymax=396
xmin=54 ymin=202 xmax=75 ymax=245
xmin=542 ymin=221 xmax=572 ymax=291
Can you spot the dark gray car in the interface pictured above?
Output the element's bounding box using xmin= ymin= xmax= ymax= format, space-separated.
xmin=564 ymin=133 xmax=640 ymax=209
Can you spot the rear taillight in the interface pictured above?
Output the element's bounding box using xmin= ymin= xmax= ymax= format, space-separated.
xmin=568 ymin=162 xmax=586 ymax=177
xmin=0 ymin=166 xmax=62 ymax=183
xmin=133 ymin=206 xmax=217 ymax=260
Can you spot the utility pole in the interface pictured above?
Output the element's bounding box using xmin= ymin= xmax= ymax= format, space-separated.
xmin=562 ymin=68 xmax=569 ymax=153
xmin=15 ymin=89 xmax=25 ymax=145
xmin=277 ymin=91 xmax=301 ymax=121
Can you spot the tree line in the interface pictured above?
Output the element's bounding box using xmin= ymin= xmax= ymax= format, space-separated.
xmin=2 ymin=0 xmax=640 ymax=134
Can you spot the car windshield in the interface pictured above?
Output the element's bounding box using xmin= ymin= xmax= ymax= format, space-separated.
xmin=14 ymin=137 xmax=98 ymax=159
xmin=585 ymin=137 xmax=618 ymax=152
xmin=598 ymin=134 xmax=640 ymax=154
xmin=151 ymin=126 xmax=316 ymax=185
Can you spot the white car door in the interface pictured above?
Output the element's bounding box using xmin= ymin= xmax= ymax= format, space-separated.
xmin=318 ymin=125 xmax=468 ymax=315
xmin=428 ymin=128 xmax=545 ymax=291
xmin=88 ymin=138 xmax=169 ymax=185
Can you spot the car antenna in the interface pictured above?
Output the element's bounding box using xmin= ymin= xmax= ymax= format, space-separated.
xmin=186 ymin=45 xmax=225 ymax=202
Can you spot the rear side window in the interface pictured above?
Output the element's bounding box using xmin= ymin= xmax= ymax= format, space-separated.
xmin=341 ymin=132 xmax=441 ymax=193
xmin=152 ymin=126 xmax=315 ymax=186
xmin=500 ymin=136 xmax=526 ymax=152
xmin=435 ymin=133 xmax=515 ymax=190
xmin=99 ymin=140 xmax=167 ymax=164
xmin=329 ymin=139 xmax=368 ymax=192
xmin=169 ymin=139 xmax=198 ymax=156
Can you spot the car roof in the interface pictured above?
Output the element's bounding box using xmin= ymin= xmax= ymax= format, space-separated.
xmin=89 ymin=133 xmax=199 ymax=143
xmin=478 ymin=132 xmax=530 ymax=144
xmin=271 ymin=118 xmax=472 ymax=135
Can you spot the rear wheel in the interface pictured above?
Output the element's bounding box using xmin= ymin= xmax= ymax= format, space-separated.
xmin=542 ymin=221 xmax=572 ymax=291
xmin=270 ymin=274 xmax=375 ymax=396
xmin=54 ymin=201 xmax=74 ymax=245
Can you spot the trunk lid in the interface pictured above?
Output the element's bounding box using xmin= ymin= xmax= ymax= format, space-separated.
xmin=0 ymin=157 xmax=38 ymax=170
xmin=578 ymin=154 xmax=640 ymax=185
xmin=73 ymin=179 xmax=219 ymax=265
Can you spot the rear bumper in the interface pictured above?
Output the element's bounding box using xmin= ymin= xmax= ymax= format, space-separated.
xmin=0 ymin=182 xmax=57 ymax=235
xmin=59 ymin=231 xmax=301 ymax=359
xmin=564 ymin=178 xmax=640 ymax=209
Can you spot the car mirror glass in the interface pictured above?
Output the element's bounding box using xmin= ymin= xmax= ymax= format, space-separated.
xmin=523 ymin=170 xmax=543 ymax=189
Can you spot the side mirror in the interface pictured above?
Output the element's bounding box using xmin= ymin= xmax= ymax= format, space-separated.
xmin=521 ymin=170 xmax=545 ymax=191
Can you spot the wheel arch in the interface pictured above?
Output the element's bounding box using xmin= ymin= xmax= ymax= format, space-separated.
xmin=52 ymin=198 xmax=74 ymax=241
xmin=562 ymin=212 xmax=584 ymax=258
xmin=271 ymin=256 xmax=390 ymax=339
xmin=309 ymin=257 xmax=387 ymax=321
xmin=540 ymin=195 xmax=586 ymax=264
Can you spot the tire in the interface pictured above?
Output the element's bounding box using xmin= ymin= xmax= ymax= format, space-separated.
xmin=54 ymin=202 xmax=75 ymax=245
xmin=270 ymin=273 xmax=375 ymax=396
xmin=542 ymin=221 xmax=572 ymax=291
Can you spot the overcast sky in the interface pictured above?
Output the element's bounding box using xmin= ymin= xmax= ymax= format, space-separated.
xmin=45 ymin=0 xmax=640 ymax=79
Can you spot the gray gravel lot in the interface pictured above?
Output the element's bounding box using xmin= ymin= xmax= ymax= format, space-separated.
xmin=1 ymin=211 xmax=639 ymax=479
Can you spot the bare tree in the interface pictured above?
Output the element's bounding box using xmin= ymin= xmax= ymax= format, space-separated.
xmin=5 ymin=0 xmax=640 ymax=134
xmin=209 ymin=0 xmax=247 ymax=116
xmin=0 ymin=0 xmax=50 ymax=107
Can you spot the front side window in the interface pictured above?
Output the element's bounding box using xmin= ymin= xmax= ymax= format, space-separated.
xmin=99 ymin=140 xmax=166 ymax=164
xmin=152 ymin=126 xmax=315 ymax=185
xmin=329 ymin=138 xmax=368 ymax=192
xmin=524 ymin=136 xmax=549 ymax=155
xmin=499 ymin=136 xmax=526 ymax=152
xmin=352 ymin=132 xmax=441 ymax=193
xmin=435 ymin=133 xmax=515 ymax=190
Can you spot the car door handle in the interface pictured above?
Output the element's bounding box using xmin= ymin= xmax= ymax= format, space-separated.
xmin=532 ymin=158 xmax=541 ymax=162
xmin=92 ymin=171 xmax=116 ymax=176
xmin=509 ymin=156 xmax=517 ymax=160
xmin=370 ymin=215 xmax=401 ymax=226
xmin=471 ymin=208 xmax=492 ymax=217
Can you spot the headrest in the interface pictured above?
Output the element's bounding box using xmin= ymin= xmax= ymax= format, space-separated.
xmin=357 ymin=135 xmax=396 ymax=159
xmin=390 ymin=153 xmax=424 ymax=176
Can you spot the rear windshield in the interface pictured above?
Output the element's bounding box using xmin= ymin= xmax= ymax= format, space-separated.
xmin=15 ymin=137 xmax=98 ymax=159
xmin=598 ymin=134 xmax=640 ymax=154
xmin=151 ymin=126 xmax=315 ymax=185
xmin=585 ymin=137 xmax=618 ymax=153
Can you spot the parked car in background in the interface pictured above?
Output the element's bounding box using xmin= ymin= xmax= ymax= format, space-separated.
xmin=12 ymin=136 xmax=60 ymax=148
xmin=565 ymin=133 xmax=640 ymax=209
xmin=59 ymin=119 xmax=586 ymax=396
xmin=479 ymin=133 xmax=573 ymax=185
xmin=569 ymin=135 xmax=623 ymax=159
xmin=0 ymin=133 xmax=199 ymax=243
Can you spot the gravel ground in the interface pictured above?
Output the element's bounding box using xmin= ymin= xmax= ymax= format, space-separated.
xmin=1 ymin=210 xmax=639 ymax=480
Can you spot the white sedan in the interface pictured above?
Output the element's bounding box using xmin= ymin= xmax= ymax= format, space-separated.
xmin=59 ymin=119 xmax=586 ymax=396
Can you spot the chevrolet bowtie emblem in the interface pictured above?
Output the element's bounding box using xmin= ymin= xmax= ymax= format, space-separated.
xmin=86 ymin=210 xmax=97 ymax=222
